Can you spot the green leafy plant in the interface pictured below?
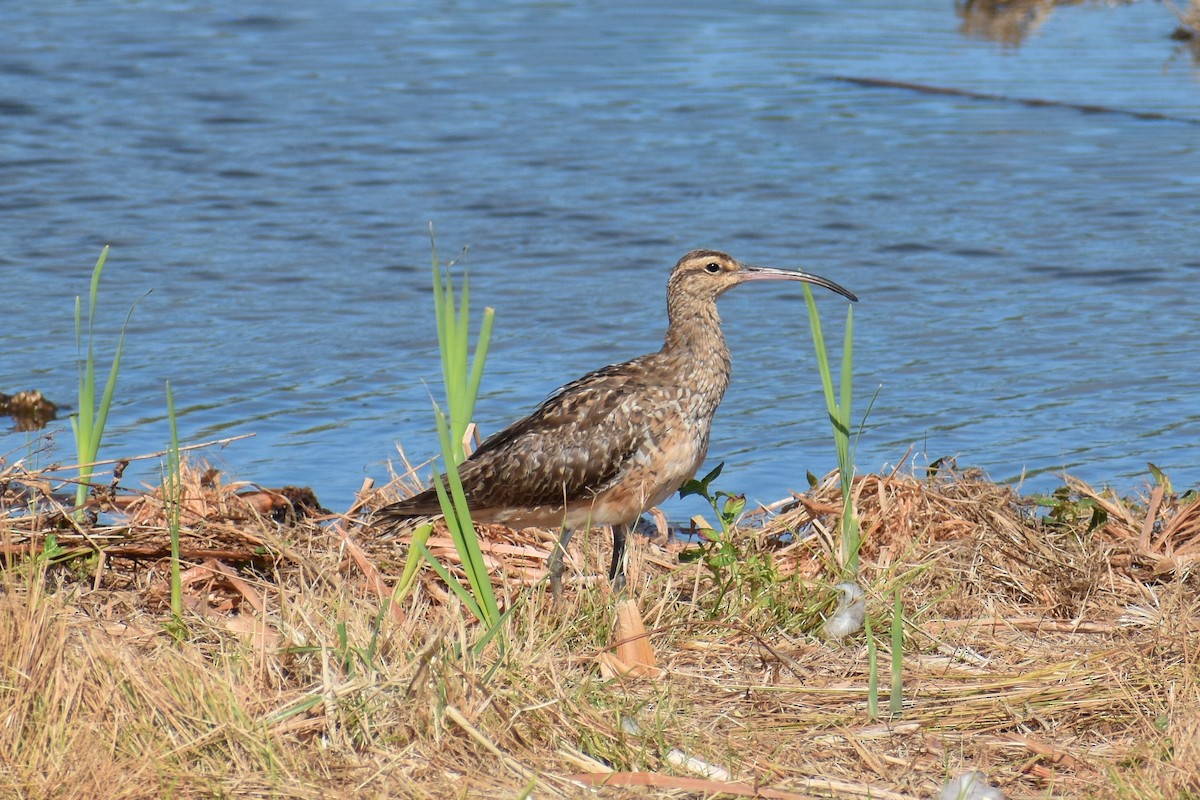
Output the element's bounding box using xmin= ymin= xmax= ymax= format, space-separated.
xmin=430 ymin=230 xmax=494 ymax=468
xmin=35 ymin=534 xmax=68 ymax=567
xmin=1033 ymin=486 xmax=1109 ymax=533
xmin=163 ymin=381 xmax=186 ymax=640
xmin=1147 ymin=462 xmax=1173 ymax=496
xmin=864 ymin=591 xmax=905 ymax=719
xmin=889 ymin=590 xmax=904 ymax=717
xmin=679 ymin=463 xmax=742 ymax=609
xmin=802 ymin=285 xmax=866 ymax=578
xmin=391 ymin=522 xmax=434 ymax=606
xmin=70 ymin=246 xmax=146 ymax=518
xmin=417 ymin=228 xmax=501 ymax=632
xmin=334 ymin=603 xmax=388 ymax=677
xmin=679 ymin=462 xmax=781 ymax=614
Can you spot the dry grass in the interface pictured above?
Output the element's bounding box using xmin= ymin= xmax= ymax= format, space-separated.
xmin=2 ymin=455 xmax=1199 ymax=798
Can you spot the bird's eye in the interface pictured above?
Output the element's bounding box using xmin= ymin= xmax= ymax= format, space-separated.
xmin=704 ymin=262 xmax=721 ymax=274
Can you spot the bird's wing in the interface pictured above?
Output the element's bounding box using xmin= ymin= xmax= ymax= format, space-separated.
xmin=460 ymin=361 xmax=652 ymax=510
xmin=377 ymin=357 xmax=664 ymax=521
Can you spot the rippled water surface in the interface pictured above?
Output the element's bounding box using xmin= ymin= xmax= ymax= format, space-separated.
xmin=3 ymin=1 xmax=1198 ymax=516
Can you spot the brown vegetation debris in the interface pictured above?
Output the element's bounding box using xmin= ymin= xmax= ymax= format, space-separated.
xmin=1 ymin=458 xmax=327 ymax=574
xmin=2 ymin=455 xmax=1200 ymax=797
xmin=1064 ymin=477 xmax=1200 ymax=578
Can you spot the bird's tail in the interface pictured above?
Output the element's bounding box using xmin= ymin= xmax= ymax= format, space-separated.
xmin=373 ymin=485 xmax=446 ymax=529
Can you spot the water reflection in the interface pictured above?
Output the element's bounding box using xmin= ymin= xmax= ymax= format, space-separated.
xmin=956 ymin=0 xmax=1075 ymax=45
xmin=1165 ymin=1 xmax=1200 ymax=63
xmin=0 ymin=391 xmax=58 ymax=433
xmin=956 ymin=0 xmax=1198 ymax=52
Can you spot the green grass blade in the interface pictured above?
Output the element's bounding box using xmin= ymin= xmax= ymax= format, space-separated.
xmin=445 ymin=275 xmax=464 ymax=396
xmin=865 ymin=615 xmax=879 ymax=720
xmin=804 ymin=284 xmax=860 ymax=577
xmin=93 ymin=296 xmax=144 ymax=457
xmin=74 ymin=295 xmax=92 ymax=448
xmin=889 ymin=592 xmax=904 ymax=717
xmin=74 ymin=292 xmax=94 ymax=514
xmin=430 ymin=232 xmax=461 ymax=461
xmin=463 ymin=307 xmax=494 ymax=434
xmin=803 ymin=285 xmax=839 ymax=425
xmin=837 ymin=306 xmax=858 ymax=575
xmin=454 ymin=275 xmax=470 ymax=389
xmin=432 ymin=404 xmax=500 ymax=626
xmin=437 ymin=275 xmax=455 ymax=380
xmin=422 ymin=228 xmax=502 ymax=636
xmin=473 ymin=601 xmax=518 ymax=658
xmin=853 ymin=385 xmax=882 ymax=463
xmin=413 ymin=538 xmax=485 ymax=623
xmin=73 ymin=248 xmax=111 ymax=514
xmin=165 ymin=382 xmax=184 ymax=630
xmin=393 ymin=522 xmax=434 ymax=605
xmin=837 ymin=304 xmax=854 ymax=472
xmin=82 ymin=247 xmax=107 ymax=443
xmin=87 ymin=246 xmax=108 ymax=329
xmin=435 ymin=405 xmax=500 ymax=621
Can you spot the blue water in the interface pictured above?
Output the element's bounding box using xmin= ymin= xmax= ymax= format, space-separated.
xmin=2 ymin=1 xmax=1198 ymax=518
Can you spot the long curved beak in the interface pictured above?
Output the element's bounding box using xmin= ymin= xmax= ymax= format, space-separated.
xmin=737 ymin=265 xmax=858 ymax=302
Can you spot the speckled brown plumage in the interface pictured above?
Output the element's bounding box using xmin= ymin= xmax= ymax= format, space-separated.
xmin=378 ymin=250 xmax=857 ymax=596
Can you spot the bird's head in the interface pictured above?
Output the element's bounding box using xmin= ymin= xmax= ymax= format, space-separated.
xmin=667 ymin=249 xmax=858 ymax=306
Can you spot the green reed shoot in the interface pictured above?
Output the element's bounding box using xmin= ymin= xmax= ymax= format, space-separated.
xmin=864 ymin=592 xmax=905 ymax=718
xmin=163 ymin=381 xmax=185 ymax=638
xmin=430 ymin=227 xmax=494 ymax=467
xmin=889 ymin=591 xmax=904 ymax=717
xmin=420 ymin=229 xmax=500 ymax=630
xmin=392 ymin=522 xmax=434 ymax=606
xmin=865 ymin=614 xmax=879 ymax=719
xmin=802 ymin=285 xmax=860 ymax=577
xmin=71 ymin=246 xmax=145 ymax=518
xmin=426 ymin=399 xmax=500 ymax=628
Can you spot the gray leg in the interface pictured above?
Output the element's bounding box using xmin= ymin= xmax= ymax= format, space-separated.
xmin=609 ymin=523 xmax=628 ymax=592
xmin=547 ymin=526 xmax=576 ymax=600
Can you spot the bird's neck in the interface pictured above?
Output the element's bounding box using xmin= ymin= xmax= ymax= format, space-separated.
xmin=662 ymin=296 xmax=732 ymax=393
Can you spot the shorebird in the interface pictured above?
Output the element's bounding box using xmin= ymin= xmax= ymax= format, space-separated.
xmin=378 ymin=250 xmax=857 ymax=597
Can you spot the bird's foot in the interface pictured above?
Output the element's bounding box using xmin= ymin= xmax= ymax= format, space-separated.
xmin=547 ymin=527 xmax=575 ymax=602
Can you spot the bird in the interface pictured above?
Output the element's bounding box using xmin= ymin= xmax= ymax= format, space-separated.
xmin=378 ymin=249 xmax=857 ymax=598
xmin=823 ymin=582 xmax=867 ymax=640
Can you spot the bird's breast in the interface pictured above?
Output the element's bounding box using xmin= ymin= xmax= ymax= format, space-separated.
xmin=586 ymin=405 xmax=712 ymax=525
